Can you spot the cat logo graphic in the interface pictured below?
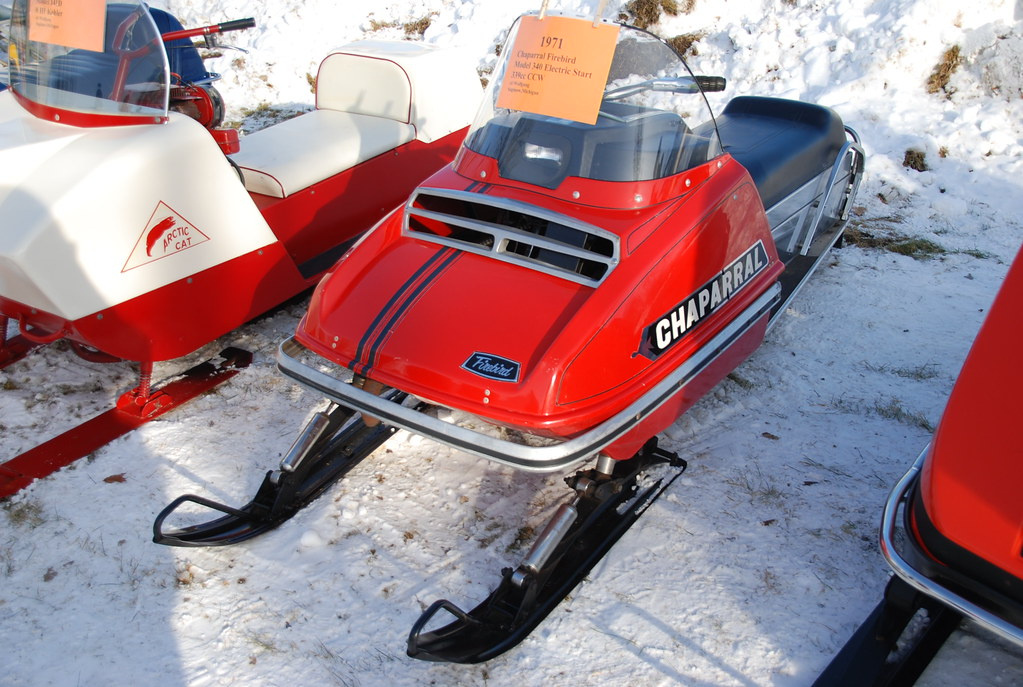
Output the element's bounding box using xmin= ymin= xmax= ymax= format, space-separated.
xmin=122 ymin=202 xmax=210 ymax=272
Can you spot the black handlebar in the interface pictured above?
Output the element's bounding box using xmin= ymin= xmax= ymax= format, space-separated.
xmin=218 ymin=18 xmax=256 ymax=33
xmin=695 ymin=76 xmax=727 ymax=92
xmin=162 ymin=17 xmax=256 ymax=43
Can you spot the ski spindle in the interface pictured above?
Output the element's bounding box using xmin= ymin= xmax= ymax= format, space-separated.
xmin=594 ymin=453 xmax=615 ymax=477
xmin=511 ymin=498 xmax=580 ymax=587
xmin=277 ymin=406 xmax=335 ymax=475
xmin=136 ymin=361 xmax=154 ymax=399
xmin=0 ymin=314 xmax=43 ymax=369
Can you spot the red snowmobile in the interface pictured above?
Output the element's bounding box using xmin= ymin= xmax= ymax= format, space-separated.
xmin=155 ymin=11 xmax=864 ymax=662
xmin=815 ymin=245 xmax=1023 ymax=686
xmin=0 ymin=0 xmax=479 ymax=495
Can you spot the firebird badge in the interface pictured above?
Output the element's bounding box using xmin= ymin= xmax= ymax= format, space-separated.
xmin=462 ymin=352 xmax=521 ymax=382
xmin=639 ymin=240 xmax=769 ymax=360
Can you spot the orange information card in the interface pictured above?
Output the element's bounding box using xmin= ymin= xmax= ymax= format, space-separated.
xmin=497 ymin=15 xmax=620 ymax=125
xmin=28 ymin=0 xmax=106 ymax=53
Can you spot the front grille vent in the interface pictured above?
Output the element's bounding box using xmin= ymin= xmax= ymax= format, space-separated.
xmin=404 ymin=188 xmax=619 ymax=286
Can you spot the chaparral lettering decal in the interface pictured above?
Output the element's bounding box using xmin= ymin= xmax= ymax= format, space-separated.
xmin=122 ymin=201 xmax=211 ymax=272
xmin=640 ymin=241 xmax=769 ymax=359
xmin=462 ymin=352 xmax=522 ymax=382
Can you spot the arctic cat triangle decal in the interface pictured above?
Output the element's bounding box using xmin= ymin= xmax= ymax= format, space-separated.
xmin=640 ymin=240 xmax=769 ymax=359
xmin=122 ymin=201 xmax=210 ymax=272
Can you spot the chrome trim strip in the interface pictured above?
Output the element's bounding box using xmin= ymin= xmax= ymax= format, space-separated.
xmin=277 ymin=284 xmax=780 ymax=473
xmin=880 ymin=448 xmax=1023 ymax=648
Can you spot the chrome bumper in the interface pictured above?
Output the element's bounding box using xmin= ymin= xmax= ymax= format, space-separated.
xmin=277 ymin=285 xmax=779 ymax=472
xmin=880 ymin=448 xmax=1023 ymax=647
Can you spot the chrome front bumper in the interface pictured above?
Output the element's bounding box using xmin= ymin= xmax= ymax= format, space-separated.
xmin=276 ymin=285 xmax=779 ymax=472
xmin=880 ymin=448 xmax=1023 ymax=648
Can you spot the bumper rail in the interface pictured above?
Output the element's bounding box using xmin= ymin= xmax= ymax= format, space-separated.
xmin=880 ymin=448 xmax=1023 ymax=648
xmin=276 ymin=285 xmax=779 ymax=472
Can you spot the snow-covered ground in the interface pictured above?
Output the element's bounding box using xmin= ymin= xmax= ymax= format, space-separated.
xmin=2 ymin=0 xmax=1023 ymax=685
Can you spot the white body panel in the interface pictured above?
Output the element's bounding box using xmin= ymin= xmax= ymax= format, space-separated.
xmin=0 ymin=91 xmax=277 ymax=321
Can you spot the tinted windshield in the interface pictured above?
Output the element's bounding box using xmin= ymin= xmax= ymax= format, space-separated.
xmin=7 ymin=0 xmax=168 ymax=122
xmin=465 ymin=17 xmax=722 ymax=189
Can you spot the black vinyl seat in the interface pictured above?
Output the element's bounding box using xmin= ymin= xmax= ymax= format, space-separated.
xmin=714 ymin=96 xmax=847 ymax=210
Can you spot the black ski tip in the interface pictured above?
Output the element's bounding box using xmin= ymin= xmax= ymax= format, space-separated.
xmin=406 ymin=598 xmax=519 ymax=664
xmin=406 ymin=599 xmax=478 ymax=662
xmin=152 ymin=411 xmax=396 ymax=548
xmin=152 ymin=478 xmax=276 ymax=547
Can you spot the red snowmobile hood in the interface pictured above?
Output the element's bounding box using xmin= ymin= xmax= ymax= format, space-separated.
xmin=919 ymin=245 xmax=1023 ymax=580
xmin=296 ymin=169 xmax=685 ymax=432
xmin=295 ymin=157 xmax=779 ymax=437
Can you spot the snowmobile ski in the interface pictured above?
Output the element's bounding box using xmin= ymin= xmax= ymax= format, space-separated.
xmin=153 ymin=395 xmax=408 ymax=546
xmin=406 ymin=439 xmax=686 ymax=664
xmin=812 ymin=576 xmax=962 ymax=687
xmin=0 ymin=347 xmax=252 ymax=498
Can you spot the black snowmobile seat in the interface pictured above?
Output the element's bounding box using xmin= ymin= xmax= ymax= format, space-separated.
xmin=714 ymin=96 xmax=847 ymax=211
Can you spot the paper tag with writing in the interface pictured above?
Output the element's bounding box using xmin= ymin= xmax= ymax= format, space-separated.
xmin=497 ymin=15 xmax=620 ymax=125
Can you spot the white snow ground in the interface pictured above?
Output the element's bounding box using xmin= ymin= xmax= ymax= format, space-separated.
xmin=2 ymin=0 xmax=1023 ymax=685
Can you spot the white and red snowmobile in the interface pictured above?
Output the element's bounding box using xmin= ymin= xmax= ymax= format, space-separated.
xmin=815 ymin=244 xmax=1023 ymax=686
xmin=155 ymin=9 xmax=864 ymax=662
xmin=0 ymin=0 xmax=480 ymax=495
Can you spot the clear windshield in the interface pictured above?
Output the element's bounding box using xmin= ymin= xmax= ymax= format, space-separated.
xmin=465 ymin=17 xmax=722 ymax=189
xmin=6 ymin=0 xmax=168 ymax=121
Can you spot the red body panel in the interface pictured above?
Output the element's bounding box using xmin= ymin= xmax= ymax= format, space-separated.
xmin=2 ymin=242 xmax=306 ymax=361
xmin=296 ymin=149 xmax=782 ymax=453
xmin=917 ymin=246 xmax=1023 ymax=583
xmin=600 ymin=312 xmax=769 ymax=460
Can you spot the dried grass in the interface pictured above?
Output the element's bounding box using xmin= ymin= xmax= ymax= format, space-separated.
xmin=927 ymin=45 xmax=962 ymax=96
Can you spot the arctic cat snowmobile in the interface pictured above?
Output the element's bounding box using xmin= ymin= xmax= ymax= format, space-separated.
xmin=815 ymin=245 xmax=1023 ymax=686
xmin=155 ymin=11 xmax=864 ymax=662
xmin=0 ymin=0 xmax=479 ymax=495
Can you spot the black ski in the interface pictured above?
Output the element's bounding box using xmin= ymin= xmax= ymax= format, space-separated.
xmin=406 ymin=438 xmax=687 ymax=663
xmin=153 ymin=401 xmax=403 ymax=546
xmin=813 ymin=576 xmax=962 ymax=687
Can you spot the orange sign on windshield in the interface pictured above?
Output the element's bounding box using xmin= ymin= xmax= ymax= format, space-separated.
xmin=497 ymin=15 xmax=620 ymax=125
xmin=28 ymin=0 xmax=106 ymax=53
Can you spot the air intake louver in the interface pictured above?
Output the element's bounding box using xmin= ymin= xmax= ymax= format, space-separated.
xmin=404 ymin=189 xmax=619 ymax=286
